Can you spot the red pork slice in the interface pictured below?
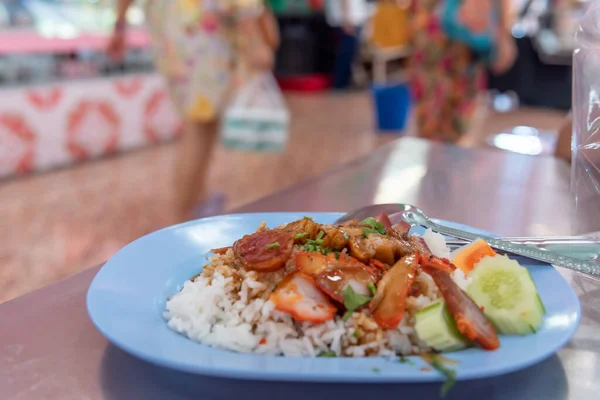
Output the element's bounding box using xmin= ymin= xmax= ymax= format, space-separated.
xmin=233 ymin=230 xmax=293 ymax=272
xmin=270 ymin=272 xmax=337 ymax=323
xmin=375 ymin=212 xmax=393 ymax=229
xmin=295 ymin=252 xmax=328 ymax=275
xmin=370 ymin=254 xmax=418 ymax=329
xmin=296 ymin=252 xmax=369 ymax=276
xmin=314 ymin=265 xmax=379 ymax=303
xmin=419 ymin=253 xmax=456 ymax=273
xmin=423 ymin=266 xmax=500 ymax=351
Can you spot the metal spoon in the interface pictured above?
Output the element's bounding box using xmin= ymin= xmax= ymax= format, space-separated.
xmin=335 ymin=204 xmax=600 ymax=276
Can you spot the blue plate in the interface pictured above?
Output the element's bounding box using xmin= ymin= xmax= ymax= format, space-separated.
xmin=87 ymin=212 xmax=581 ymax=383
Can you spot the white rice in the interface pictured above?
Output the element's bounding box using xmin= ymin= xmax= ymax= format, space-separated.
xmin=164 ymin=234 xmax=468 ymax=357
xmin=452 ymin=268 xmax=472 ymax=291
xmin=164 ymin=268 xmax=437 ymax=357
xmin=422 ymin=228 xmax=451 ymax=260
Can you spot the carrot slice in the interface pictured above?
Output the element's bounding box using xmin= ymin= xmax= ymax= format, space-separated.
xmin=451 ymin=239 xmax=496 ymax=274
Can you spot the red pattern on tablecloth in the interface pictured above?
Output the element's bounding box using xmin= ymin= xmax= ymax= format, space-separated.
xmin=0 ymin=74 xmax=182 ymax=179
xmin=0 ymin=113 xmax=36 ymax=175
xmin=26 ymin=87 xmax=63 ymax=111
xmin=114 ymin=78 xmax=144 ymax=98
xmin=144 ymin=89 xmax=182 ymax=143
xmin=67 ymin=100 xmax=121 ymax=161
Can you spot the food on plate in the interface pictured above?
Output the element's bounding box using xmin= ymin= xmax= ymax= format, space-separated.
xmin=369 ymin=254 xmax=418 ymax=329
xmin=233 ymin=230 xmax=294 ymax=272
xmin=467 ymin=255 xmax=546 ymax=335
xmin=414 ymin=300 xmax=471 ymax=352
xmin=164 ymin=214 xmax=544 ymax=358
xmin=270 ymin=272 xmax=337 ymax=323
xmin=423 ymin=266 xmax=500 ymax=350
xmin=451 ymin=238 xmax=497 ymax=274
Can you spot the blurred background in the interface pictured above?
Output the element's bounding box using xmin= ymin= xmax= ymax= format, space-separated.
xmin=0 ymin=0 xmax=587 ymax=302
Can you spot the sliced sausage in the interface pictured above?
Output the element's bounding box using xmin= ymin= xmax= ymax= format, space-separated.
xmin=233 ymin=230 xmax=293 ymax=272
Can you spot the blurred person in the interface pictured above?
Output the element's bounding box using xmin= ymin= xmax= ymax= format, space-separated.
xmin=325 ymin=0 xmax=371 ymax=89
xmin=370 ymin=0 xmax=411 ymax=49
xmin=108 ymin=1 xmax=278 ymax=222
xmin=410 ymin=0 xmax=516 ymax=142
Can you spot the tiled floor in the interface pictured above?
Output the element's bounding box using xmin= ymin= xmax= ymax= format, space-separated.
xmin=0 ymin=92 xmax=566 ymax=303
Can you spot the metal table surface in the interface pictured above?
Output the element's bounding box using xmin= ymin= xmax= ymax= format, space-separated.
xmin=2 ymin=137 xmax=599 ymax=400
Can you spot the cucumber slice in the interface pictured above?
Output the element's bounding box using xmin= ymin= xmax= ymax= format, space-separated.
xmin=414 ymin=300 xmax=471 ymax=352
xmin=467 ymin=255 xmax=546 ymax=335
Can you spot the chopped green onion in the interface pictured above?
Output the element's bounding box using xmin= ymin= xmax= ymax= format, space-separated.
xmin=303 ymin=236 xmax=332 ymax=255
xmin=353 ymin=331 xmax=360 ymax=339
xmin=343 ymin=285 xmax=372 ymax=320
xmin=334 ymin=252 xmax=341 ymax=260
xmin=362 ymin=217 xmax=386 ymax=235
xmin=362 ymin=217 xmax=378 ymax=226
xmin=318 ymin=351 xmax=337 ymax=358
xmin=398 ymin=356 xmax=415 ymax=366
xmin=429 ymin=354 xmax=457 ymax=398
xmin=294 ymin=232 xmax=309 ymax=240
xmin=316 ymin=231 xmax=324 ymax=240
xmin=363 ymin=227 xmax=379 ymax=237
xmin=368 ymin=282 xmax=377 ymax=296
xmin=343 ymin=311 xmax=353 ymax=321
xmin=342 ymin=232 xmax=350 ymax=240
xmin=267 ymin=242 xmax=280 ymax=249
xmin=304 ymin=216 xmax=313 ymax=220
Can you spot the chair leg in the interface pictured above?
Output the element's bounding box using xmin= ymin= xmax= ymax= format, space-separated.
xmin=374 ymin=59 xmax=386 ymax=84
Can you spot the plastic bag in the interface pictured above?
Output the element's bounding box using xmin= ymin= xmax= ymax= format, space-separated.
xmin=221 ymin=73 xmax=290 ymax=152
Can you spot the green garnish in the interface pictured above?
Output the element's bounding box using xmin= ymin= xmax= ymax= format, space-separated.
xmin=304 ymin=216 xmax=313 ymax=220
xmin=318 ymin=351 xmax=336 ymax=358
xmin=429 ymin=354 xmax=457 ymax=398
xmin=267 ymin=242 xmax=280 ymax=249
xmin=398 ymin=356 xmax=415 ymax=366
xmin=362 ymin=217 xmax=386 ymax=235
xmin=368 ymin=282 xmax=377 ymax=296
xmin=342 ymin=232 xmax=350 ymax=240
xmin=372 ymin=367 xmax=381 ymax=374
xmin=353 ymin=331 xmax=361 ymax=339
xmin=362 ymin=217 xmax=378 ymax=226
xmin=294 ymin=232 xmax=309 ymax=240
xmin=342 ymin=285 xmax=372 ymax=321
xmin=343 ymin=311 xmax=353 ymax=321
xmin=303 ymin=231 xmax=332 ymax=255
xmin=362 ymin=227 xmax=379 ymax=237
xmin=334 ymin=252 xmax=341 ymax=260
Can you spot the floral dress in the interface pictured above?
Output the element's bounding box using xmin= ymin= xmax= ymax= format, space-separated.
xmin=145 ymin=0 xmax=263 ymax=122
xmin=410 ymin=0 xmax=487 ymax=142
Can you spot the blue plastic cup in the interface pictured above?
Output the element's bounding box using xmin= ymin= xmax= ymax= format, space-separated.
xmin=371 ymin=83 xmax=411 ymax=132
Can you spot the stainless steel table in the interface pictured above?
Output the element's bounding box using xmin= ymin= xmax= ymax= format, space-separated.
xmin=2 ymin=138 xmax=599 ymax=399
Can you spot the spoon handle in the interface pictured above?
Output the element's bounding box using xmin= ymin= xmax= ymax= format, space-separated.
xmin=445 ymin=238 xmax=600 ymax=261
xmin=425 ymin=220 xmax=600 ymax=277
